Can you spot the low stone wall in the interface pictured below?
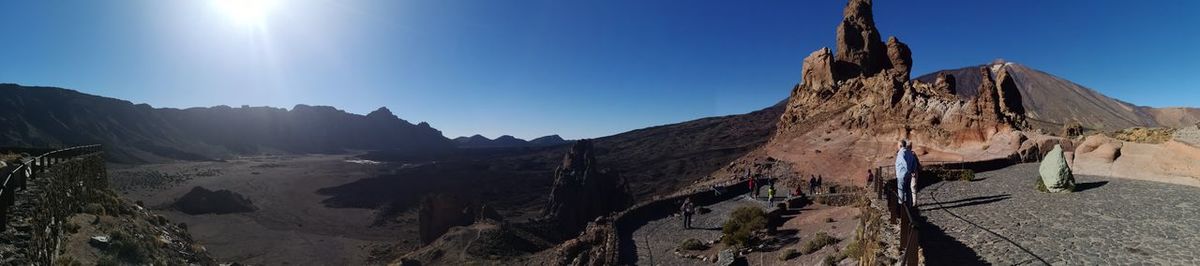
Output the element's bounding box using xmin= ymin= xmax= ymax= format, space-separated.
xmin=0 ymin=154 xmax=106 ymax=265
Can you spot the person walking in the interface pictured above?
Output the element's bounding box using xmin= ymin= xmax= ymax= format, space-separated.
xmin=808 ymin=175 xmax=817 ymax=194
xmin=681 ymin=198 xmax=695 ymax=229
xmin=816 ymin=175 xmax=824 ymax=194
xmin=747 ymin=173 xmax=757 ymax=200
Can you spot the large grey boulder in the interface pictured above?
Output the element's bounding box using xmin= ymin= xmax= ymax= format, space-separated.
xmin=1039 ymin=144 xmax=1075 ymax=193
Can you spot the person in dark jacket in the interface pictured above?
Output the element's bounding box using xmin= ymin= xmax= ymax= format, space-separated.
xmin=681 ymin=198 xmax=696 ymax=229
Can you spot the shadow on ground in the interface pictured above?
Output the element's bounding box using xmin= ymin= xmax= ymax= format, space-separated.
xmin=916 ymin=213 xmax=988 ymax=266
xmin=1075 ymin=181 xmax=1108 ymax=192
xmin=917 ymin=194 xmax=1011 ymax=212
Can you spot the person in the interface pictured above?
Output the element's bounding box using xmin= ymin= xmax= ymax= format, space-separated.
xmin=866 ymin=169 xmax=874 ymax=184
xmin=816 ymin=175 xmax=824 ymax=194
xmin=681 ymin=198 xmax=695 ymax=229
xmin=747 ymin=172 xmax=757 ymax=200
xmin=907 ymin=142 xmax=921 ymax=206
xmin=808 ymin=175 xmax=817 ymax=194
xmin=895 ymin=140 xmax=919 ymax=207
xmin=767 ymin=182 xmax=776 ymax=205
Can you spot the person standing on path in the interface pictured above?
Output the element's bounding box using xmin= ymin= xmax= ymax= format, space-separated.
xmin=747 ymin=172 xmax=757 ymax=200
xmin=767 ymin=182 xmax=776 ymax=205
xmin=895 ymin=140 xmax=919 ymax=206
xmin=681 ymin=198 xmax=696 ymax=229
xmin=906 ymin=142 xmax=921 ymax=206
xmin=808 ymin=175 xmax=817 ymax=195
xmin=816 ymin=175 xmax=824 ymax=194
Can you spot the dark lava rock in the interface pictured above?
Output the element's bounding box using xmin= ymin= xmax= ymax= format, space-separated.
xmin=172 ymin=186 xmax=256 ymax=215
xmin=542 ymin=139 xmax=632 ymax=235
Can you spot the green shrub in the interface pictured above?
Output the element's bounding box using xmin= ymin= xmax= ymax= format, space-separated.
xmin=825 ymin=217 xmax=836 ymax=223
xmin=722 ymin=207 xmax=767 ymax=248
xmin=1035 ymin=178 xmax=1048 ymax=192
xmin=778 ymin=248 xmax=799 ymax=261
xmin=824 ymin=253 xmax=847 ymax=265
xmin=800 ymin=232 xmax=840 ymax=254
xmin=84 ymin=203 xmax=106 ymax=215
xmin=679 ymin=238 xmax=707 ymax=251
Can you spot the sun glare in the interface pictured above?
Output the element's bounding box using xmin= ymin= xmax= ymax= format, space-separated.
xmin=212 ymin=0 xmax=278 ymax=27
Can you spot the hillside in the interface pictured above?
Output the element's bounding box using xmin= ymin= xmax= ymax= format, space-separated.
xmin=452 ymin=134 xmax=570 ymax=149
xmin=915 ymin=63 xmax=1200 ymax=131
xmin=0 ymin=84 xmax=454 ymax=163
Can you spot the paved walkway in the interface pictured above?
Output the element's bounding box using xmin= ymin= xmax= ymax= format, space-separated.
xmin=917 ymin=163 xmax=1200 ymax=265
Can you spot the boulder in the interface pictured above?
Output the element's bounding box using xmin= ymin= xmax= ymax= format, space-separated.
xmin=543 ymin=139 xmax=632 ymax=235
xmin=801 ymin=48 xmax=837 ymax=89
xmin=716 ymin=249 xmax=737 ymax=266
xmin=1075 ymin=134 xmax=1123 ymax=163
xmin=834 ymin=0 xmax=889 ymax=78
xmin=417 ymin=193 xmax=474 ymax=244
xmin=886 ymin=36 xmax=912 ymax=80
xmin=1038 ymin=144 xmax=1075 ymax=193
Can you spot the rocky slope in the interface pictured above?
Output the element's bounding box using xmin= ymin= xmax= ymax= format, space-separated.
xmin=0 ymin=84 xmax=454 ymax=163
xmin=915 ymin=63 xmax=1200 ymax=131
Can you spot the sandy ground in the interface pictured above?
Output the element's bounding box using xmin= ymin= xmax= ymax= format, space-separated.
xmin=109 ymin=154 xmax=411 ymax=265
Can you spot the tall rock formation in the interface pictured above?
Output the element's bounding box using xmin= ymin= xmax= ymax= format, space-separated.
xmin=764 ymin=0 xmax=1031 ymax=186
xmin=543 ymin=139 xmax=632 ymax=235
xmin=933 ymin=72 xmax=956 ymax=96
xmin=834 ymin=0 xmax=890 ymax=78
xmin=886 ymin=36 xmax=913 ymax=81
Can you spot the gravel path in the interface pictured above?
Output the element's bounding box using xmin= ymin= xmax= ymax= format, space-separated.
xmin=917 ymin=163 xmax=1200 ymax=265
xmin=628 ymin=196 xmax=770 ymax=265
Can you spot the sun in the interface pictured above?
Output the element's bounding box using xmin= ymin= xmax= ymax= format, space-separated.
xmin=211 ymin=0 xmax=278 ymax=27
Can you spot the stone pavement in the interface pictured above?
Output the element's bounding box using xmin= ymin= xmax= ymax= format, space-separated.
xmin=917 ymin=163 xmax=1200 ymax=265
xmin=629 ymin=196 xmax=769 ymax=265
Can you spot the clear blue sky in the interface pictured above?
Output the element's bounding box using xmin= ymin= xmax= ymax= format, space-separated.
xmin=1 ymin=1 xmax=1197 ymax=140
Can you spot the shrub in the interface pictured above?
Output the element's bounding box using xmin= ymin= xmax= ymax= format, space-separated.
xmin=679 ymin=238 xmax=707 ymax=251
xmin=778 ymin=248 xmax=799 ymax=261
xmin=825 ymin=217 xmax=836 ymax=223
xmin=722 ymin=207 xmax=767 ymax=248
xmin=824 ymin=253 xmax=847 ymax=266
xmin=1035 ymin=178 xmax=1048 ymax=192
xmin=84 ymin=203 xmax=106 ymax=215
xmin=800 ymin=232 xmax=840 ymax=254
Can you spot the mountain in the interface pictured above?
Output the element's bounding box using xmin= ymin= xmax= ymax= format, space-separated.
xmin=0 ymin=84 xmax=454 ymax=163
xmin=915 ymin=62 xmax=1200 ymax=131
xmin=452 ymin=134 xmax=570 ymax=148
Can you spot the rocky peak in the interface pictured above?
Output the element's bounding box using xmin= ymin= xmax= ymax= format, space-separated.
xmin=834 ymin=0 xmax=890 ymax=78
xmin=543 ymin=139 xmax=631 ymax=236
xmin=366 ymin=106 xmax=396 ymax=119
xmin=801 ymin=47 xmax=837 ymax=89
xmin=886 ymin=36 xmax=913 ymax=81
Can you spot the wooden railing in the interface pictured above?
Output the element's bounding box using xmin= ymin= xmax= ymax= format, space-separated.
xmin=872 ymin=165 xmax=921 ymax=266
xmin=0 ymin=144 xmax=104 ymax=231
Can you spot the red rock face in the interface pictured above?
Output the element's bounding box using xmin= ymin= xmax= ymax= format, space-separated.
xmin=763 ymin=0 xmax=1033 ymax=186
xmin=417 ymin=193 xmax=474 ymax=244
xmin=835 ymin=0 xmax=890 ymax=78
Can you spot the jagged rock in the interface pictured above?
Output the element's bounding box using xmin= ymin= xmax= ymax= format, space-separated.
xmin=1039 ymin=144 xmax=1075 ymax=192
xmin=994 ymin=66 xmax=1028 ymax=123
xmin=417 ymin=193 xmax=475 ymax=244
xmin=972 ymin=67 xmax=1003 ymax=123
xmin=543 ymin=139 xmax=632 ymax=235
xmin=834 ymin=0 xmax=889 ymax=78
xmin=934 ymin=73 xmax=956 ymax=96
xmin=802 ymin=48 xmax=837 ymax=89
xmin=886 ymin=36 xmax=912 ymax=81
xmin=545 ymin=216 xmax=618 ymax=266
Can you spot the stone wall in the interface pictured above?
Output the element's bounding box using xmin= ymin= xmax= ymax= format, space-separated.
xmin=0 ymin=154 xmax=106 ymax=265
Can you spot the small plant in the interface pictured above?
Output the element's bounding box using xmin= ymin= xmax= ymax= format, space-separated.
xmin=1035 ymin=178 xmax=1048 ymax=192
xmin=679 ymin=238 xmax=707 ymax=251
xmin=800 ymin=232 xmax=840 ymax=254
xmin=722 ymin=207 xmax=767 ymax=248
xmin=825 ymin=217 xmax=836 ymax=223
xmin=824 ymin=253 xmax=847 ymax=265
xmin=778 ymin=248 xmax=799 ymax=261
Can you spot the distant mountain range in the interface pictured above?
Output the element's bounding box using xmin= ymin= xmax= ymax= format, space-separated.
xmin=452 ymin=134 xmax=570 ymax=149
xmin=0 ymin=84 xmax=454 ymax=163
xmin=915 ymin=62 xmax=1200 ymax=132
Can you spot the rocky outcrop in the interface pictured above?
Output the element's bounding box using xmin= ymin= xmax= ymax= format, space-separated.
xmin=934 ymin=73 xmax=956 ymax=96
xmin=834 ymin=0 xmax=890 ymax=78
xmin=542 ymin=217 xmax=619 ymax=266
xmin=1038 ymin=144 xmax=1075 ymax=193
xmin=1075 ymin=134 xmax=1123 ymax=163
xmin=994 ymin=67 xmax=1027 ymax=124
xmin=886 ymin=36 xmax=912 ymax=81
xmin=543 ymin=139 xmax=632 ymax=235
xmin=802 ymin=48 xmax=837 ymax=89
xmin=172 ymin=186 xmax=256 ymax=215
xmin=417 ymin=193 xmax=501 ymax=244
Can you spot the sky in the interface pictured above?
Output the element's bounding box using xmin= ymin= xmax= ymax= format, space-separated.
xmin=1 ymin=1 xmax=1197 ymax=140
